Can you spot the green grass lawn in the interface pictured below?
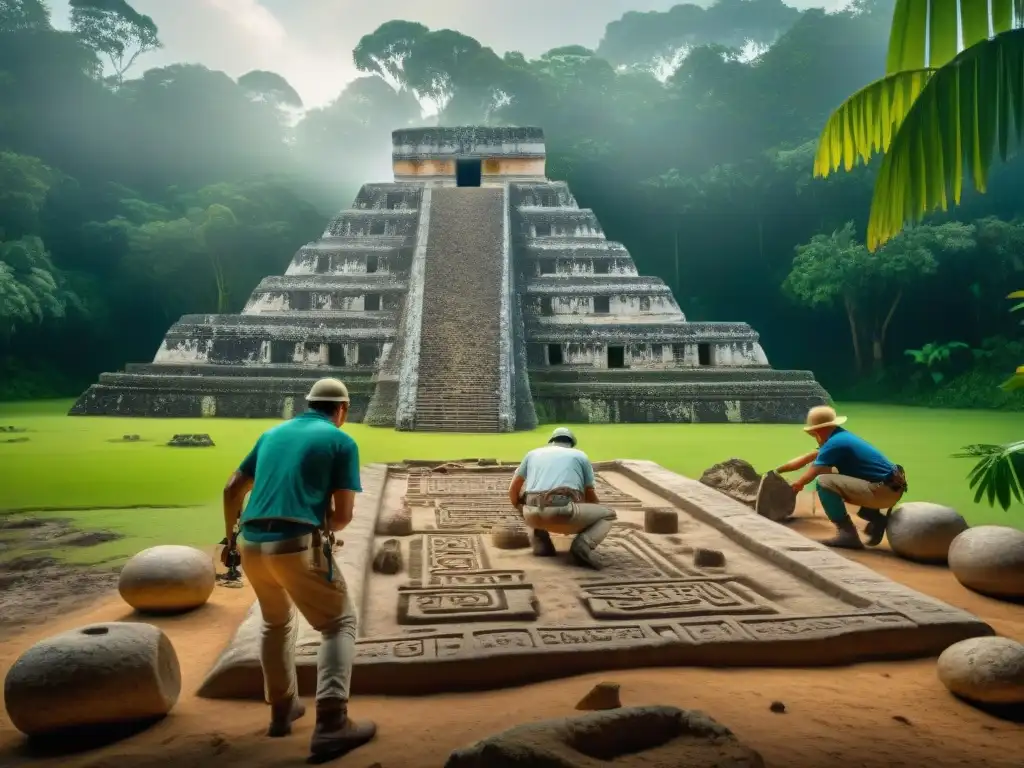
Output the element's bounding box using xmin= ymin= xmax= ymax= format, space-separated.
xmin=0 ymin=399 xmax=1020 ymax=566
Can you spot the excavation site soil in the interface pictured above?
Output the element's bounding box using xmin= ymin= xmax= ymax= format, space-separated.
xmin=1 ymin=466 xmax=1022 ymax=768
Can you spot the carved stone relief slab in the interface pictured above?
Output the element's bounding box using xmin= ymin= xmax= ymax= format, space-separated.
xmin=199 ymin=461 xmax=993 ymax=700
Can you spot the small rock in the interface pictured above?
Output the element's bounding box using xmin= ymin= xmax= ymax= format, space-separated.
xmin=694 ymin=548 xmax=726 ymax=568
xmin=0 ymin=425 xmax=26 ymax=433
xmin=892 ymin=715 xmax=911 ymax=726
xmin=753 ymin=471 xmax=797 ymax=522
xmin=477 ymin=458 xmax=498 ymax=466
xmin=769 ymin=701 xmax=786 ymax=714
xmin=887 ymin=502 xmax=969 ymax=563
xmin=122 ymin=434 xmax=141 ymax=442
xmin=948 ymin=526 xmax=1024 ymax=600
xmin=3 ymin=622 xmax=181 ymax=736
xmin=372 ymin=540 xmax=403 ymax=575
xmin=643 ymin=507 xmax=678 ymax=534
xmin=576 ymin=682 xmax=621 ymax=710
xmin=167 ymin=433 xmax=214 ymax=448
xmin=937 ymin=636 xmax=1024 ymax=705
xmin=444 ymin=705 xmax=765 ymax=768
xmin=491 ymin=522 xmax=531 ymax=550
xmin=119 ymin=545 xmax=216 ymax=613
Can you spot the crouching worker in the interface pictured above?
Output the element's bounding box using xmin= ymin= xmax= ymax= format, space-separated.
xmin=221 ymin=378 xmax=375 ymax=758
xmin=507 ymin=427 xmax=617 ymax=569
xmin=776 ymin=405 xmax=907 ymax=550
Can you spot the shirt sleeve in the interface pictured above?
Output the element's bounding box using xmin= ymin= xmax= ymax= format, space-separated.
xmin=238 ymin=436 xmax=263 ymax=477
xmin=331 ymin=438 xmax=363 ymax=492
xmin=814 ymin=438 xmax=843 ymax=468
xmin=514 ymin=454 xmax=529 ymax=478
xmin=581 ymin=456 xmax=596 ymax=487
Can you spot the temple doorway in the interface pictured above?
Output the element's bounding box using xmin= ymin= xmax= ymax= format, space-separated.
xmin=456 ymin=157 xmax=482 ymax=187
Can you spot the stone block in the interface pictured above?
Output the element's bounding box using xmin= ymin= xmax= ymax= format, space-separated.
xmin=752 ymin=471 xmax=796 ymax=522
xmin=376 ymin=507 xmax=412 ymax=536
xmin=167 ymin=433 xmax=214 ymax=447
xmin=3 ymin=622 xmax=181 ymax=736
xmin=887 ymin=502 xmax=968 ymax=563
xmin=119 ymin=545 xmax=216 ymax=613
xmin=937 ymin=636 xmax=1024 ymax=705
xmin=372 ymin=539 xmax=403 ymax=575
xmin=948 ymin=526 xmax=1024 ymax=600
xmin=694 ymin=547 xmax=726 ymax=568
xmin=643 ymin=508 xmax=678 ymax=534
xmin=444 ymin=705 xmax=765 ymax=768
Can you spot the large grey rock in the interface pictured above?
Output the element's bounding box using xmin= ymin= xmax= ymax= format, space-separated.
xmin=444 ymin=705 xmax=765 ymax=768
xmin=119 ymin=545 xmax=216 ymax=613
xmin=4 ymin=622 xmax=181 ymax=736
xmin=887 ymin=502 xmax=968 ymax=563
xmin=948 ymin=525 xmax=1024 ymax=599
xmin=700 ymin=459 xmax=795 ymax=522
xmin=937 ymin=636 xmax=1024 ymax=705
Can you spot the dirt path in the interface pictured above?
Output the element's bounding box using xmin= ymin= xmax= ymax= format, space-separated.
xmin=1 ymin=509 xmax=1022 ymax=768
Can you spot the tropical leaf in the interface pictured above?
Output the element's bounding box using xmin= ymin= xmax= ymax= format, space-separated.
xmin=867 ymin=28 xmax=1024 ymax=251
xmin=886 ymin=0 xmax=1022 ymax=73
xmin=814 ymin=69 xmax=934 ymax=177
xmin=1000 ymin=367 xmax=1024 ymax=390
xmin=953 ymin=439 xmax=1024 ymax=510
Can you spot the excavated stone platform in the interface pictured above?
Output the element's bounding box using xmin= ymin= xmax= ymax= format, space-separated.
xmin=198 ymin=460 xmax=992 ymax=699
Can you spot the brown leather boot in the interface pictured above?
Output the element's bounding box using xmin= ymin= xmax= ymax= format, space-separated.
xmin=821 ymin=516 xmax=865 ymax=550
xmin=531 ymin=529 xmax=557 ymax=557
xmin=310 ymin=699 xmax=376 ymax=758
xmin=857 ymin=508 xmax=888 ymax=547
xmin=267 ymin=697 xmax=306 ymax=737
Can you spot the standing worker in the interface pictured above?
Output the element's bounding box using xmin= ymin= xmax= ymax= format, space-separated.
xmin=221 ymin=378 xmax=376 ymax=759
xmin=776 ymin=405 xmax=907 ymax=549
xmin=507 ymin=427 xmax=618 ymax=569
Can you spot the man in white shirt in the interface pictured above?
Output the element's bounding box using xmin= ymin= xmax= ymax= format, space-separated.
xmin=507 ymin=427 xmax=617 ymax=569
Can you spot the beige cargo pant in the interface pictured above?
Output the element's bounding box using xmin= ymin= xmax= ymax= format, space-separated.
xmin=522 ymin=490 xmax=617 ymax=553
xmin=817 ymin=474 xmax=904 ymax=512
xmin=239 ymin=533 xmax=357 ymax=706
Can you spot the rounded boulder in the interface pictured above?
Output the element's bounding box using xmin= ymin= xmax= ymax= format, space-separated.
xmin=119 ymin=545 xmax=215 ymax=613
xmin=886 ymin=502 xmax=968 ymax=563
xmin=948 ymin=526 xmax=1024 ymax=600
xmin=937 ymin=636 xmax=1024 ymax=705
xmin=4 ymin=622 xmax=181 ymax=736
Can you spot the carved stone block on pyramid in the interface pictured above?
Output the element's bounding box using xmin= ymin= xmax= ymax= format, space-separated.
xmin=198 ymin=460 xmax=993 ymax=700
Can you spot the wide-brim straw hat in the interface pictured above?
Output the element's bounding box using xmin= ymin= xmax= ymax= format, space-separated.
xmin=802 ymin=405 xmax=847 ymax=432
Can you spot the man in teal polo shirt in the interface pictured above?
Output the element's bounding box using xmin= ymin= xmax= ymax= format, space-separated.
xmin=221 ymin=378 xmax=375 ymax=759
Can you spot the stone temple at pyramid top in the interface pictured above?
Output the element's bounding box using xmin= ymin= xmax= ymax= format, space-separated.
xmin=70 ymin=126 xmax=827 ymax=429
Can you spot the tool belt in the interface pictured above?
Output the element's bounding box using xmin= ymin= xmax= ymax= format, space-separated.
xmin=523 ymin=487 xmax=583 ymax=509
xmin=884 ymin=465 xmax=908 ymax=494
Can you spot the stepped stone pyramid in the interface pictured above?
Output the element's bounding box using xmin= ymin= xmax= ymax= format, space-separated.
xmin=70 ymin=126 xmax=828 ymax=430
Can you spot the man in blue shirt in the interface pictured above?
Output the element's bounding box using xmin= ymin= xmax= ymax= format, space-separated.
xmin=507 ymin=427 xmax=618 ymax=569
xmin=776 ymin=406 xmax=907 ymax=550
xmin=221 ymin=378 xmax=375 ymax=759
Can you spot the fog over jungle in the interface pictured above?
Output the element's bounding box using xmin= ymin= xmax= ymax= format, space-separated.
xmin=44 ymin=0 xmax=854 ymax=107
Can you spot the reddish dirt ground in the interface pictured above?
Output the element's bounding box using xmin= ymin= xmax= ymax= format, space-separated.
xmin=1 ymin=507 xmax=1022 ymax=768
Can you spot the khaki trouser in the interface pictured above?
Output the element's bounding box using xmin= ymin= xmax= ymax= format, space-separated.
xmin=817 ymin=474 xmax=904 ymax=512
xmin=240 ymin=533 xmax=357 ymax=706
xmin=522 ymin=490 xmax=617 ymax=551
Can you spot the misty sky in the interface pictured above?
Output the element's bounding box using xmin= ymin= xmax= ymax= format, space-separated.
xmin=48 ymin=0 xmax=851 ymax=109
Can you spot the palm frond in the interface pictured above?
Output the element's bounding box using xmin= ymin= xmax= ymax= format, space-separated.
xmin=953 ymin=440 xmax=1024 ymax=510
xmin=814 ymin=69 xmax=935 ymax=178
xmin=867 ymin=28 xmax=1024 ymax=251
xmin=886 ymin=1 xmax=1022 ymax=73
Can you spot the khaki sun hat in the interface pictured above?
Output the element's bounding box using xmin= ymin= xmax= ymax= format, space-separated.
xmin=803 ymin=405 xmax=847 ymax=432
xmin=548 ymin=426 xmax=577 ymax=447
xmin=305 ymin=378 xmax=350 ymax=403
